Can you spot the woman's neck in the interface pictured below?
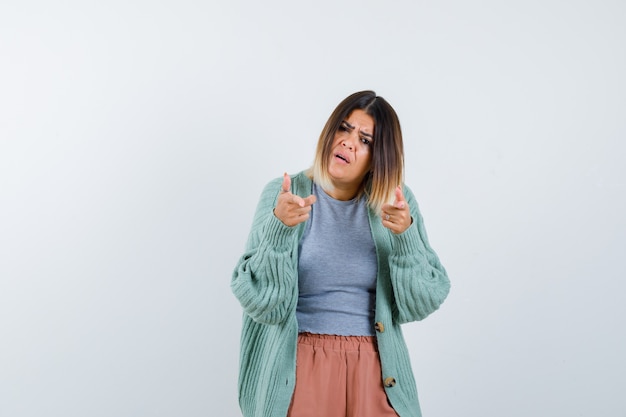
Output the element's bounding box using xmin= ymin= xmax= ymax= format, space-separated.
xmin=324 ymin=183 xmax=360 ymax=201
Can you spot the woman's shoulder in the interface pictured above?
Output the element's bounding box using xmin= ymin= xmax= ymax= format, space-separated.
xmin=402 ymin=182 xmax=416 ymax=199
xmin=291 ymin=170 xmax=312 ymax=189
xmin=400 ymin=182 xmax=423 ymax=215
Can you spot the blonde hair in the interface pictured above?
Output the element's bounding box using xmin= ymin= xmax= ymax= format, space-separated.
xmin=308 ymin=91 xmax=404 ymax=214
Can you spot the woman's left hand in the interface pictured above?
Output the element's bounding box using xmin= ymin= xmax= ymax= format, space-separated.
xmin=381 ymin=186 xmax=412 ymax=234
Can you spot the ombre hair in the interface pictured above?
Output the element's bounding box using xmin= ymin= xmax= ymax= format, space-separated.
xmin=307 ymin=90 xmax=404 ymax=214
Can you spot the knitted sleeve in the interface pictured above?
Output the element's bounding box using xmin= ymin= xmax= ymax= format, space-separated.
xmin=388 ymin=185 xmax=451 ymax=323
xmin=231 ymin=177 xmax=300 ymax=325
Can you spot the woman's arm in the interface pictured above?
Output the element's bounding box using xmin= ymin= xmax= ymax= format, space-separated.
xmin=231 ymin=178 xmax=301 ymax=325
xmin=388 ymin=185 xmax=451 ymax=323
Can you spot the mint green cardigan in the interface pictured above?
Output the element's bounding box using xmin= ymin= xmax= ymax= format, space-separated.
xmin=231 ymin=172 xmax=450 ymax=417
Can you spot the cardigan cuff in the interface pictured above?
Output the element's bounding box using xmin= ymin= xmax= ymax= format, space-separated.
xmin=262 ymin=211 xmax=299 ymax=249
xmin=391 ymin=222 xmax=423 ymax=256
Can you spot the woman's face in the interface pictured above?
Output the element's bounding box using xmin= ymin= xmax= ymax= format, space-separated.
xmin=327 ymin=109 xmax=374 ymax=198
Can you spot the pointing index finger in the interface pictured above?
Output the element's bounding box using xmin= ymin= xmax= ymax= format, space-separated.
xmin=292 ymin=195 xmax=305 ymax=207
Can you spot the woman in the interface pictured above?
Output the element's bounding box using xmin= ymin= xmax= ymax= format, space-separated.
xmin=231 ymin=91 xmax=450 ymax=417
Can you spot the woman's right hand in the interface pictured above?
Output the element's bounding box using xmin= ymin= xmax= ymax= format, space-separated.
xmin=274 ymin=173 xmax=316 ymax=227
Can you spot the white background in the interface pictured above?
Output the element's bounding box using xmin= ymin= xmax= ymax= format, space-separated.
xmin=1 ymin=1 xmax=625 ymax=416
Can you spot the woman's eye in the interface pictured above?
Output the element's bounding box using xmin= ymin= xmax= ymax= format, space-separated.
xmin=360 ymin=137 xmax=371 ymax=146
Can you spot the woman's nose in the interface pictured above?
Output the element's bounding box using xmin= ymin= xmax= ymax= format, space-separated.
xmin=342 ymin=133 xmax=357 ymax=149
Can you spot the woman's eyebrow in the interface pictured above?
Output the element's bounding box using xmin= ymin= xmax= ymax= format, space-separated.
xmin=342 ymin=121 xmax=373 ymax=138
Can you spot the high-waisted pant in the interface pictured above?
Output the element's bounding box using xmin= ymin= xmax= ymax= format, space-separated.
xmin=287 ymin=332 xmax=399 ymax=417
